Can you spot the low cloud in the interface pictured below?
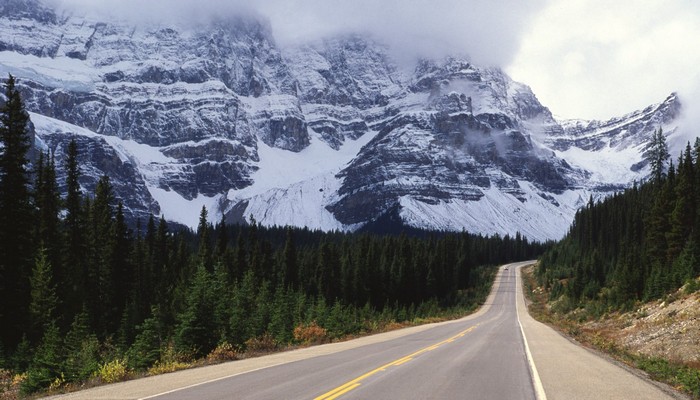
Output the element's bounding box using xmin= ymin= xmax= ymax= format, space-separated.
xmin=49 ymin=0 xmax=547 ymax=68
xmin=47 ymin=0 xmax=699 ymax=126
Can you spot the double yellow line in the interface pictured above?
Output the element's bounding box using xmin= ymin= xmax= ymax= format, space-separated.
xmin=314 ymin=324 xmax=479 ymax=400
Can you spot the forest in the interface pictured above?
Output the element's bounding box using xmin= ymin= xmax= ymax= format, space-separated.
xmin=537 ymin=128 xmax=700 ymax=313
xmin=0 ymin=74 xmax=546 ymax=394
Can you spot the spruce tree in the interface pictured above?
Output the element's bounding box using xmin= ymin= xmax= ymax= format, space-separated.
xmin=175 ymin=265 xmax=217 ymax=357
xmin=63 ymin=138 xmax=84 ymax=319
xmin=21 ymin=322 xmax=63 ymax=395
xmin=28 ymin=248 xmax=59 ymax=340
xmin=197 ymin=206 xmax=212 ymax=270
xmin=0 ymin=74 xmax=34 ymax=348
xmin=647 ymin=127 xmax=669 ymax=184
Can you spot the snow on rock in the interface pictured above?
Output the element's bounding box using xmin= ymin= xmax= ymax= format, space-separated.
xmin=1 ymin=1 xmax=692 ymax=240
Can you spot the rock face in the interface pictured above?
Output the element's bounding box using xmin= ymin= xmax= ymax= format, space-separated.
xmin=0 ymin=0 xmax=688 ymax=240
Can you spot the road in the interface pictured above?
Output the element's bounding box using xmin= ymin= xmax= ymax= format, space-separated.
xmin=51 ymin=262 xmax=685 ymax=400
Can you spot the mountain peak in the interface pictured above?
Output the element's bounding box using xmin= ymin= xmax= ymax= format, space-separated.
xmin=0 ymin=4 xmax=686 ymax=240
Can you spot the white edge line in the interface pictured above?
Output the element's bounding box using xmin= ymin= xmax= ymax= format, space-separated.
xmin=514 ymin=263 xmax=548 ymax=400
xmin=137 ymin=361 xmax=289 ymax=400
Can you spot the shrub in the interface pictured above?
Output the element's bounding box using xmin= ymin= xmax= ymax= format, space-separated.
xmin=146 ymin=343 xmax=192 ymax=376
xmin=244 ymin=333 xmax=277 ymax=353
xmin=206 ymin=342 xmax=239 ymax=363
xmin=293 ymin=322 xmax=328 ymax=345
xmin=94 ymin=358 xmax=130 ymax=384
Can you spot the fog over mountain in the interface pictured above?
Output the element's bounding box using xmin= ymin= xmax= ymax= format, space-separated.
xmin=48 ymin=0 xmax=700 ymax=124
xmin=49 ymin=0 xmax=546 ymax=67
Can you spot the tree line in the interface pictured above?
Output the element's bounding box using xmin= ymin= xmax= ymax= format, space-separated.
xmin=0 ymin=74 xmax=546 ymax=394
xmin=537 ymin=128 xmax=700 ymax=313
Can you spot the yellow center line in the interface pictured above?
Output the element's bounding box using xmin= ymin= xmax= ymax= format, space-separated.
xmin=314 ymin=324 xmax=479 ymax=400
xmin=392 ymin=357 xmax=413 ymax=366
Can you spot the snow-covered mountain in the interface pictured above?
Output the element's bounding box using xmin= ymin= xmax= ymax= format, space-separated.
xmin=0 ymin=0 xmax=689 ymax=240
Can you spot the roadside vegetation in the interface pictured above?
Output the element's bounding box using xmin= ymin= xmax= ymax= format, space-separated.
xmin=523 ymin=265 xmax=700 ymax=398
xmin=527 ymin=128 xmax=700 ymax=399
xmin=0 ymin=74 xmax=547 ymax=398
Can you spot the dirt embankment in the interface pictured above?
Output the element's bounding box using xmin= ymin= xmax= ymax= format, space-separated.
xmin=584 ymin=290 xmax=700 ymax=367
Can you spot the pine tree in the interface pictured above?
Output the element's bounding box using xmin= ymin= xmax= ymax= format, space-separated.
xmin=174 ymin=265 xmax=217 ymax=357
xmin=21 ymin=322 xmax=63 ymax=395
xmin=647 ymin=127 xmax=669 ymax=184
xmin=128 ymin=310 xmax=162 ymax=371
xmin=63 ymin=138 xmax=84 ymax=319
xmin=87 ymin=175 xmax=116 ymax=335
xmin=35 ymin=151 xmax=61 ymax=274
xmin=63 ymin=309 xmax=99 ymax=383
xmin=28 ymin=248 xmax=59 ymax=340
xmin=229 ymin=269 xmax=256 ymax=346
xmin=197 ymin=206 xmax=212 ymax=270
xmin=0 ymin=74 xmax=34 ymax=348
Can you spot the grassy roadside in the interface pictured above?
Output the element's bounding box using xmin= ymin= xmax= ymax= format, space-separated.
xmin=521 ymin=264 xmax=700 ymax=399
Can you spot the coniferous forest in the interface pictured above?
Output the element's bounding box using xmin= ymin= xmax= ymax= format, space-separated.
xmin=537 ymin=128 xmax=700 ymax=313
xmin=0 ymin=75 xmax=546 ymax=394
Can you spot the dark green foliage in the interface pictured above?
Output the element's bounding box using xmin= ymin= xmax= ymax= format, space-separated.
xmin=648 ymin=128 xmax=670 ymax=184
xmin=28 ymin=248 xmax=59 ymax=339
xmin=539 ymin=136 xmax=700 ymax=311
xmin=63 ymin=310 xmax=99 ymax=383
xmin=0 ymin=74 xmax=34 ymax=349
xmin=128 ymin=312 xmax=162 ymax=371
xmin=22 ymin=323 xmax=62 ymax=394
xmin=174 ymin=265 xmax=218 ymax=358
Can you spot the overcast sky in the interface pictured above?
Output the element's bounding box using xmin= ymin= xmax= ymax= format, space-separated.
xmin=53 ymin=0 xmax=700 ymax=122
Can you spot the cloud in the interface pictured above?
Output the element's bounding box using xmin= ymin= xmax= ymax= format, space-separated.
xmin=507 ymin=0 xmax=700 ymax=121
xmin=258 ymin=0 xmax=548 ymax=67
xmin=48 ymin=0 xmax=547 ymax=68
xmin=47 ymin=0 xmax=699 ymax=126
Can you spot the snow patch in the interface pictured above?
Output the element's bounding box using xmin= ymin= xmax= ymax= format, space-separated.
xmin=149 ymin=187 xmax=222 ymax=228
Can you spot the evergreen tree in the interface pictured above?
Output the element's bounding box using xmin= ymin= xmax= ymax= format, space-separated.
xmin=63 ymin=310 xmax=99 ymax=383
xmin=63 ymin=138 xmax=84 ymax=320
xmin=0 ymin=74 xmax=34 ymax=348
xmin=21 ymin=322 xmax=62 ymax=394
xmin=128 ymin=310 xmax=162 ymax=371
xmin=647 ymin=127 xmax=669 ymax=184
xmin=34 ymin=151 xmax=61 ymax=274
xmin=28 ymin=248 xmax=59 ymax=340
xmin=87 ymin=175 xmax=116 ymax=335
xmin=197 ymin=206 xmax=212 ymax=270
xmin=175 ymin=265 xmax=218 ymax=357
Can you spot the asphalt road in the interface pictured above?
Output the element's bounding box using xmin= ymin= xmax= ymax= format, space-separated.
xmin=51 ymin=262 xmax=686 ymax=400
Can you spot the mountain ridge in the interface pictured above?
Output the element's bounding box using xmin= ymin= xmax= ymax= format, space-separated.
xmin=0 ymin=0 xmax=687 ymax=240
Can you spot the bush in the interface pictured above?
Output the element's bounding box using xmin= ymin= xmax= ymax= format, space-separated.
xmin=206 ymin=342 xmax=239 ymax=363
xmin=146 ymin=342 xmax=191 ymax=376
xmin=94 ymin=358 xmax=130 ymax=384
xmin=293 ymin=322 xmax=328 ymax=345
xmin=244 ymin=333 xmax=277 ymax=353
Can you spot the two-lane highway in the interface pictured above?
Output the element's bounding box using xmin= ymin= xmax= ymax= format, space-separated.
xmin=153 ymin=262 xmax=535 ymax=400
xmin=53 ymin=262 xmax=685 ymax=400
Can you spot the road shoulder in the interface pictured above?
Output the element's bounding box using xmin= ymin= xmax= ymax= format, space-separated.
xmin=516 ymin=265 xmax=687 ymax=400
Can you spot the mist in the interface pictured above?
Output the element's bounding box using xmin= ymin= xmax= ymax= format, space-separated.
xmin=48 ymin=0 xmax=547 ymax=68
xmin=47 ymin=0 xmax=700 ymax=126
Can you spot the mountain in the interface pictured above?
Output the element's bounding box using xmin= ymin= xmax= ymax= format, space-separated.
xmin=0 ymin=0 xmax=688 ymax=240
